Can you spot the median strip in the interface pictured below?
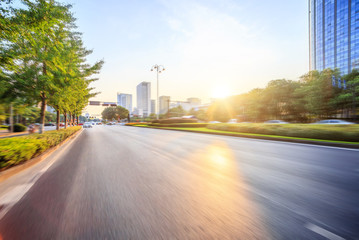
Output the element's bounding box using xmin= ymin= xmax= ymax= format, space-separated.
xmin=0 ymin=127 xmax=83 ymax=181
xmin=127 ymin=124 xmax=359 ymax=148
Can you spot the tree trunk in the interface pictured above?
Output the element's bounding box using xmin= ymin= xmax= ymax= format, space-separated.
xmin=56 ymin=109 xmax=60 ymax=130
xmin=72 ymin=114 xmax=76 ymax=125
xmin=64 ymin=111 xmax=68 ymax=129
xmin=77 ymin=115 xmax=79 ymax=125
xmin=39 ymin=97 xmax=46 ymax=134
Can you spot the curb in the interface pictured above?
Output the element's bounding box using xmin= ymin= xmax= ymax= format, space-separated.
xmin=129 ymin=126 xmax=359 ymax=149
xmin=0 ymin=128 xmax=83 ymax=183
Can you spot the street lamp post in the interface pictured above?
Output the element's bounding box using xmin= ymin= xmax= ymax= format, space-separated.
xmin=151 ymin=64 xmax=165 ymax=120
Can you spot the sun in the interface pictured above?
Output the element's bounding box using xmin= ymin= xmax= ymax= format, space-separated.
xmin=211 ymin=85 xmax=230 ymax=99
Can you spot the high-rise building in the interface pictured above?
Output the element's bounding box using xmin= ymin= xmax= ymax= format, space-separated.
xmin=159 ymin=96 xmax=170 ymax=114
xmin=151 ymin=100 xmax=156 ymax=114
xmin=187 ymin=98 xmax=201 ymax=105
xmin=117 ymin=93 xmax=132 ymax=113
xmin=309 ymin=0 xmax=359 ymax=74
xmin=136 ymin=82 xmax=151 ymax=117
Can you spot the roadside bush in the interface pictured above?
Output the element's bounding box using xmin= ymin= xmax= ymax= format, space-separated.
xmin=207 ymin=123 xmax=359 ymax=142
xmin=152 ymin=119 xmax=197 ymax=124
xmin=0 ymin=126 xmax=81 ymax=169
xmin=125 ymin=122 xmax=148 ymax=126
xmin=149 ymin=123 xmax=208 ymax=128
xmin=13 ymin=123 xmax=27 ymax=132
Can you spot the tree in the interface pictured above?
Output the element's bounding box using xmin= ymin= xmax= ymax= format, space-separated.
xmin=207 ymin=99 xmax=233 ymax=122
xmin=101 ymin=106 xmax=129 ymax=121
xmin=336 ymin=69 xmax=359 ymax=118
xmin=1 ymin=0 xmax=103 ymax=132
xmin=167 ymin=105 xmax=186 ymax=118
xmin=300 ymin=69 xmax=340 ymax=119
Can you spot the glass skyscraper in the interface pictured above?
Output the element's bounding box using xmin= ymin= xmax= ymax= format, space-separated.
xmin=309 ymin=0 xmax=359 ymax=74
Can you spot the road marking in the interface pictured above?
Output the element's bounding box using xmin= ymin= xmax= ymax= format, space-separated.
xmin=305 ymin=223 xmax=345 ymax=240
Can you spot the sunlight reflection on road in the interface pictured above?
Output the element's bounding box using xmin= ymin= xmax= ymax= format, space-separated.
xmin=179 ymin=140 xmax=269 ymax=239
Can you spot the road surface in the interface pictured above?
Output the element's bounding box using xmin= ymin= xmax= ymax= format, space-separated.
xmin=0 ymin=125 xmax=358 ymax=239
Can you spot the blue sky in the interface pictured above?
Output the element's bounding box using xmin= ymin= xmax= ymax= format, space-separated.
xmin=62 ymin=0 xmax=308 ymax=106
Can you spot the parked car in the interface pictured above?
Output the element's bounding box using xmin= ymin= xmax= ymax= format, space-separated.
xmin=312 ymin=119 xmax=354 ymax=124
xmin=227 ymin=119 xmax=238 ymax=124
xmin=264 ymin=120 xmax=288 ymax=124
xmin=96 ymin=122 xmax=102 ymax=125
xmin=44 ymin=123 xmax=55 ymax=126
xmin=83 ymin=122 xmax=92 ymax=128
xmin=208 ymin=121 xmax=221 ymax=124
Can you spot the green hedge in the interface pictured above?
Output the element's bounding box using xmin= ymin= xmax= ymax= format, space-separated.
xmin=152 ymin=119 xmax=197 ymax=124
xmin=207 ymin=123 xmax=359 ymax=142
xmin=13 ymin=123 xmax=27 ymax=132
xmin=149 ymin=123 xmax=208 ymax=128
xmin=0 ymin=126 xmax=81 ymax=169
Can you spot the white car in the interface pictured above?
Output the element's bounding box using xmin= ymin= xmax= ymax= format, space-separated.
xmin=227 ymin=119 xmax=237 ymax=124
xmin=264 ymin=120 xmax=289 ymax=124
xmin=83 ymin=122 xmax=93 ymax=128
xmin=208 ymin=121 xmax=221 ymax=124
xmin=313 ymin=119 xmax=354 ymax=124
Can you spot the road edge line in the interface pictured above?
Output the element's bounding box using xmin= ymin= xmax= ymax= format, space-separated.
xmin=0 ymin=128 xmax=83 ymax=183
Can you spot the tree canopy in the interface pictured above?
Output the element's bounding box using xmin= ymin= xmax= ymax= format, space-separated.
xmin=0 ymin=0 xmax=103 ymax=132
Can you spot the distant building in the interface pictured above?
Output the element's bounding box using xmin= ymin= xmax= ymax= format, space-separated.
xmin=170 ymin=97 xmax=202 ymax=112
xmin=151 ymin=100 xmax=156 ymax=115
xmin=136 ymin=82 xmax=151 ymax=117
xmin=187 ymin=98 xmax=201 ymax=105
xmin=159 ymin=96 xmax=170 ymax=114
xmin=117 ymin=93 xmax=132 ymax=113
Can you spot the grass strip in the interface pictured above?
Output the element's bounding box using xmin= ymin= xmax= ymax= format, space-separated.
xmin=134 ymin=125 xmax=359 ymax=145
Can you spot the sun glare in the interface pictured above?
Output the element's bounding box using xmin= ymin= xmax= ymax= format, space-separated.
xmin=211 ymin=85 xmax=230 ymax=99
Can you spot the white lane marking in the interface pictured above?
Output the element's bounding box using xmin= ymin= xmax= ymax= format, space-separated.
xmin=0 ymin=184 xmax=34 ymax=219
xmin=305 ymin=223 xmax=345 ymax=240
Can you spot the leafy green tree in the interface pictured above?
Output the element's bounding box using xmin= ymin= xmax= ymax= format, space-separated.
xmin=167 ymin=105 xmax=186 ymax=118
xmin=300 ymin=69 xmax=341 ymax=119
xmin=188 ymin=108 xmax=207 ymax=121
xmin=101 ymin=106 xmax=129 ymax=121
xmin=207 ymin=99 xmax=233 ymax=122
xmin=334 ymin=69 xmax=359 ymax=118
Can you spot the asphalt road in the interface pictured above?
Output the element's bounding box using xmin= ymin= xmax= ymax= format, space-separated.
xmin=0 ymin=125 xmax=358 ymax=239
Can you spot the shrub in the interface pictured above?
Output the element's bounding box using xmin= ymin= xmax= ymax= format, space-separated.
xmin=0 ymin=126 xmax=81 ymax=169
xmin=207 ymin=123 xmax=359 ymax=142
xmin=152 ymin=118 xmax=197 ymax=124
xmin=149 ymin=123 xmax=208 ymax=128
xmin=125 ymin=122 xmax=148 ymax=126
xmin=13 ymin=123 xmax=27 ymax=132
